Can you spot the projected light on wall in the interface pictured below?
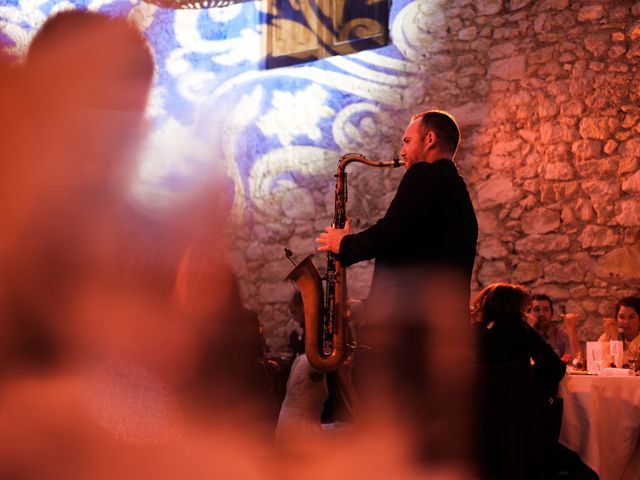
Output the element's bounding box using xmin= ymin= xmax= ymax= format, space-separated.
xmin=143 ymin=0 xmax=251 ymax=8
xmin=0 ymin=0 xmax=433 ymax=221
xmin=263 ymin=0 xmax=389 ymax=69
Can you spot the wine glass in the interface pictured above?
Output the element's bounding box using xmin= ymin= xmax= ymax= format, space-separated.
xmin=626 ymin=351 xmax=639 ymax=372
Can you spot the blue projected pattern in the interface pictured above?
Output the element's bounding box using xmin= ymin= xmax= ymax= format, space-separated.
xmin=263 ymin=0 xmax=389 ymax=69
xmin=0 ymin=0 xmax=433 ymax=221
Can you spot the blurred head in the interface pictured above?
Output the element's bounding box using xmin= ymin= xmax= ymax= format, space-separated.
xmin=400 ymin=110 xmax=460 ymax=169
xmin=26 ymin=10 xmax=153 ymax=112
xmin=530 ymin=293 xmax=553 ymax=332
xmin=24 ymin=10 xmax=154 ymax=200
xmin=471 ymin=283 xmax=531 ymax=328
xmin=615 ymin=297 xmax=640 ymax=341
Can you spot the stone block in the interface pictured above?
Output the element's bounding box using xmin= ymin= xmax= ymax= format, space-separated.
xmin=513 ymin=260 xmax=542 ymax=283
xmin=575 ymin=198 xmax=595 ymax=222
xmin=582 ymin=179 xmax=620 ymax=202
xmin=595 ymin=245 xmax=640 ymax=280
xmin=510 ymin=0 xmax=532 ymax=11
xmin=538 ymin=97 xmax=559 ymax=117
xmin=479 ymin=236 xmax=509 ymax=259
xmin=584 ymin=33 xmax=609 ymax=57
xmin=476 ymin=175 xmax=523 ymax=208
xmin=544 ymin=162 xmax=575 ymax=180
xmin=578 ymin=225 xmax=619 ymax=248
xmin=521 ymin=207 xmax=561 ymax=234
xmin=476 ymin=210 xmax=500 ymax=234
xmin=619 ymin=137 xmax=640 ymax=157
xmin=478 ymin=260 xmax=509 ymax=286
xmin=578 ymin=117 xmax=613 ymax=140
xmin=604 ymin=140 xmax=618 ymax=155
xmin=515 ymin=234 xmax=570 ymax=253
xmin=488 ymin=42 xmax=516 ymax=59
xmin=528 ymin=46 xmax=556 ymax=64
xmin=629 ymin=20 xmax=640 ymax=40
xmin=458 ymin=26 xmax=478 ymax=41
xmin=535 ymin=284 xmax=570 ymax=300
xmin=577 ymin=5 xmax=605 ymax=22
xmin=571 ymin=139 xmax=601 ymax=159
xmin=622 ymin=170 xmax=640 ymax=194
xmin=544 ymin=262 xmax=586 ymax=283
xmin=561 ymin=101 xmax=585 ymax=117
xmin=615 ymin=200 xmax=640 ymax=226
xmin=476 ymin=0 xmax=503 ymax=16
xmin=488 ymin=55 xmax=526 ymax=80
xmin=618 ymin=156 xmax=638 ymax=175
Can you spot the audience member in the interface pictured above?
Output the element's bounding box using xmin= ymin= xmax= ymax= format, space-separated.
xmin=473 ymin=283 xmax=565 ymax=396
xmin=471 ymin=282 xmax=566 ymax=479
xmin=526 ymin=294 xmax=575 ymax=361
xmin=598 ymin=296 xmax=640 ymax=357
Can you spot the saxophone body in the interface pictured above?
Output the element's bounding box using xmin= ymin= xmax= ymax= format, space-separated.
xmin=286 ymin=153 xmax=404 ymax=372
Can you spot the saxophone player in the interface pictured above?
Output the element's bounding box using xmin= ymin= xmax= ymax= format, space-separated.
xmin=314 ymin=110 xmax=478 ymax=468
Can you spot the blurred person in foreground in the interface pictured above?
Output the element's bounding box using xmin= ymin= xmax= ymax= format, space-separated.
xmin=0 ymin=10 xmax=274 ymax=480
xmin=599 ymin=296 xmax=640 ymax=359
xmin=472 ymin=283 xmax=566 ymax=479
xmin=1 ymin=9 xmax=155 ymax=382
xmin=526 ymin=293 xmax=580 ymax=362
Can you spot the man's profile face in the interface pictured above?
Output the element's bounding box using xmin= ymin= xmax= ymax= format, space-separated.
xmin=400 ymin=118 xmax=426 ymax=170
xmin=530 ymin=299 xmax=553 ymax=330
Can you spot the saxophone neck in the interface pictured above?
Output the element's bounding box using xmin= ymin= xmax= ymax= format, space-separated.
xmin=337 ymin=152 xmax=405 ymax=173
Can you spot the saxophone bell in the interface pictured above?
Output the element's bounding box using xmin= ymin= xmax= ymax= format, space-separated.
xmin=284 ymin=153 xmax=402 ymax=372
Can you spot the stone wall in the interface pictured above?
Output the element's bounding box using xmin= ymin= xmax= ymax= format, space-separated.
xmin=232 ymin=0 xmax=640 ymax=352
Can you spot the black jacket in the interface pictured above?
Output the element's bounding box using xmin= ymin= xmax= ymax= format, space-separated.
xmin=339 ymin=159 xmax=478 ymax=291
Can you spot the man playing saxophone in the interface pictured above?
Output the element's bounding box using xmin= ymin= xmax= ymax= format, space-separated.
xmin=313 ymin=110 xmax=478 ymax=469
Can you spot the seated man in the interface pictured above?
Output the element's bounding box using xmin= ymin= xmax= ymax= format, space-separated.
xmin=527 ymin=294 xmax=576 ymax=361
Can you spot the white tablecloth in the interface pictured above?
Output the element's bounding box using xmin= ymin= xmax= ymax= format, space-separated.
xmin=559 ymin=374 xmax=640 ymax=480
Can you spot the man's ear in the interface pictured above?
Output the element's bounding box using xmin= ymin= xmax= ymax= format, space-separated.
xmin=423 ymin=130 xmax=436 ymax=151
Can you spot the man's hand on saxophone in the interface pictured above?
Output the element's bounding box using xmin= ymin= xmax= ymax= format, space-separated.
xmin=315 ymin=218 xmax=351 ymax=254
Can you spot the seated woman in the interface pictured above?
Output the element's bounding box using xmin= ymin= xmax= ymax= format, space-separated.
xmin=471 ymin=283 xmax=567 ymax=479
xmin=472 ymin=282 xmax=566 ymax=396
xmin=598 ymin=296 xmax=640 ymax=358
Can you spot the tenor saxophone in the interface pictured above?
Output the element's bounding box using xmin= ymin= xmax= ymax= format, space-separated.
xmin=285 ymin=153 xmax=404 ymax=372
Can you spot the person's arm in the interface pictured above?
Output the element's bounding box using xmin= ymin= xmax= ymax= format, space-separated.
xmin=315 ymin=171 xmax=433 ymax=257
xmin=562 ymin=312 xmax=581 ymax=358
xmin=337 ymin=164 xmax=435 ymax=266
xmin=602 ymin=317 xmax=618 ymax=341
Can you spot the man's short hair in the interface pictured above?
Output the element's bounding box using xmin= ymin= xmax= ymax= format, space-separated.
xmin=531 ymin=293 xmax=553 ymax=314
xmin=411 ymin=110 xmax=460 ymax=156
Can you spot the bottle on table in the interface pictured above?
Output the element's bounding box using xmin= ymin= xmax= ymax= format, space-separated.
xmin=613 ymin=327 xmax=625 ymax=368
